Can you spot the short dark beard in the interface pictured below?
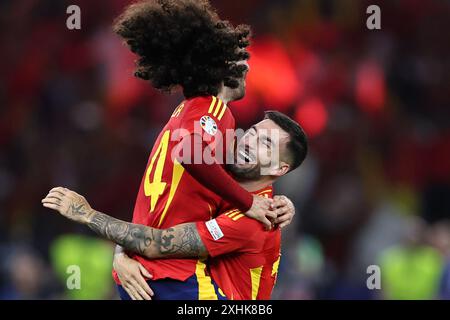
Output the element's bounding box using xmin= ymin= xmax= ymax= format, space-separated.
xmin=226 ymin=162 xmax=262 ymax=181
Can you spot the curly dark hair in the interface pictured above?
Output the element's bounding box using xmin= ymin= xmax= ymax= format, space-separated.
xmin=113 ymin=0 xmax=251 ymax=98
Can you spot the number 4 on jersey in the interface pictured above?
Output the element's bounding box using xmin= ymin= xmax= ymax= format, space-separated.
xmin=143 ymin=129 xmax=185 ymax=227
xmin=144 ymin=130 xmax=170 ymax=212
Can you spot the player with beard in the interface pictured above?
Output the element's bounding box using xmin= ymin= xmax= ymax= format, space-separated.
xmin=43 ymin=111 xmax=308 ymax=299
xmin=43 ymin=0 xmax=295 ymax=299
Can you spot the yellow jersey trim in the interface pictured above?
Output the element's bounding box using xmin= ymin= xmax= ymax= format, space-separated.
xmin=195 ymin=260 xmax=218 ymax=300
xmin=250 ymin=266 xmax=263 ymax=300
xmin=228 ymin=211 xmax=241 ymax=219
xmin=208 ymin=96 xmax=217 ymax=114
xmin=217 ymin=102 xmax=227 ymax=120
xmin=272 ymin=256 xmax=281 ymax=276
xmin=157 ymin=159 xmax=184 ymax=227
xmin=213 ymin=99 xmax=223 ymax=117
xmin=224 ymin=209 xmax=240 ymax=216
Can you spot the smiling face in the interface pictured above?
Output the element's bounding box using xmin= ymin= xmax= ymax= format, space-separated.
xmin=228 ymin=119 xmax=291 ymax=180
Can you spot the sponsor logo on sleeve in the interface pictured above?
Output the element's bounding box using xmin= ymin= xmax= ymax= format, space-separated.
xmin=205 ymin=219 xmax=224 ymax=240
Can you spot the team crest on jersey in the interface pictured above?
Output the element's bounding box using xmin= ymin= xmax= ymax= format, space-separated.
xmin=200 ymin=115 xmax=218 ymax=135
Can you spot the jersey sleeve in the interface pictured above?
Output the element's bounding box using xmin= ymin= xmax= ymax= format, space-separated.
xmin=196 ymin=211 xmax=266 ymax=258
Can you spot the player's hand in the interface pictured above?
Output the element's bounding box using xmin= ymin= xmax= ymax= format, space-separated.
xmin=244 ymin=195 xmax=276 ymax=230
xmin=113 ymin=251 xmax=154 ymax=300
xmin=272 ymin=195 xmax=295 ymax=229
xmin=41 ymin=187 xmax=94 ymax=224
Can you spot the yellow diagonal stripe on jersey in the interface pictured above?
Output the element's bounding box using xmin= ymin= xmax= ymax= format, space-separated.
xmin=217 ymin=103 xmax=227 ymax=120
xmin=224 ymin=209 xmax=239 ymax=216
xmin=228 ymin=211 xmax=241 ymax=219
xmin=231 ymin=214 xmax=244 ymax=221
xmin=257 ymin=190 xmax=272 ymax=196
xmin=272 ymin=256 xmax=280 ymax=276
xmin=213 ymin=99 xmax=223 ymax=117
xmin=195 ymin=260 xmax=218 ymax=300
xmin=208 ymin=96 xmax=217 ymax=114
xmin=250 ymin=266 xmax=263 ymax=300
xmin=157 ymin=159 xmax=184 ymax=227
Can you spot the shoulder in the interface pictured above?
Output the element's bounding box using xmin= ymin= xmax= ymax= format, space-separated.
xmin=185 ymin=96 xmax=215 ymax=109
xmin=184 ymin=96 xmax=231 ymax=122
xmin=217 ymin=210 xmax=265 ymax=236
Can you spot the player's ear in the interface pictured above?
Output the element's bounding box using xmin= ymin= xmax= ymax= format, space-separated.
xmin=272 ymin=162 xmax=290 ymax=177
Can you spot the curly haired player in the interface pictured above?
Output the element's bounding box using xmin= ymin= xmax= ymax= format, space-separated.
xmin=112 ymin=0 xmax=279 ymax=227
xmin=45 ymin=0 xmax=296 ymax=299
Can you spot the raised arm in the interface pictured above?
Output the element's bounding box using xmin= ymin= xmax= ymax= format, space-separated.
xmin=42 ymin=187 xmax=208 ymax=259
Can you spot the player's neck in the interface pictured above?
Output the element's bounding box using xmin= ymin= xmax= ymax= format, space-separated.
xmin=238 ymin=176 xmax=274 ymax=193
xmin=217 ymin=84 xmax=234 ymax=104
xmin=217 ymin=92 xmax=230 ymax=104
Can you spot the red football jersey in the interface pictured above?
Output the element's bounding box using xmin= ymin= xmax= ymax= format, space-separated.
xmin=196 ymin=187 xmax=282 ymax=300
xmin=113 ymin=95 xmax=235 ymax=283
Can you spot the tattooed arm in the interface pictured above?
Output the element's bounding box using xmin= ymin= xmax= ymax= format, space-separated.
xmin=87 ymin=212 xmax=207 ymax=259
xmin=42 ymin=187 xmax=208 ymax=259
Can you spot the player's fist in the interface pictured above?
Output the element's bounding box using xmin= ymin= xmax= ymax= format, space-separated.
xmin=244 ymin=195 xmax=276 ymax=230
xmin=41 ymin=187 xmax=94 ymax=224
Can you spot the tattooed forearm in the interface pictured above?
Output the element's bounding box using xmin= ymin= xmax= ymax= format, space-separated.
xmin=86 ymin=212 xmax=207 ymax=259
xmin=87 ymin=211 xmax=161 ymax=256
xmin=45 ymin=188 xmax=208 ymax=259
xmin=158 ymin=224 xmax=208 ymax=259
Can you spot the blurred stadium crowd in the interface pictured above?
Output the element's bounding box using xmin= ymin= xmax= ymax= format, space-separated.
xmin=1 ymin=0 xmax=450 ymax=299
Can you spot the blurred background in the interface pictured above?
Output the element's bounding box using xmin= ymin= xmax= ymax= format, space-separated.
xmin=1 ymin=0 xmax=450 ymax=299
